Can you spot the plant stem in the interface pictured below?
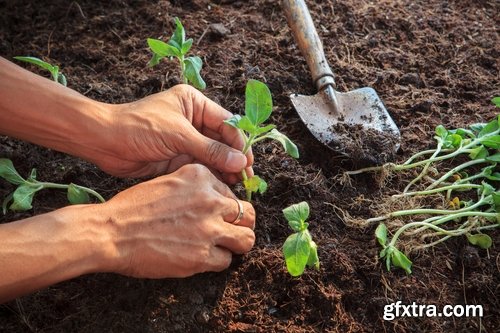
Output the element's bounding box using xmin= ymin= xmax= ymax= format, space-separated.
xmin=425 ymin=158 xmax=487 ymax=190
xmin=392 ymin=183 xmax=483 ymax=198
xmin=29 ymin=181 xmax=106 ymax=203
xmin=403 ymin=141 xmax=443 ymax=193
xmin=179 ymin=56 xmax=187 ymax=84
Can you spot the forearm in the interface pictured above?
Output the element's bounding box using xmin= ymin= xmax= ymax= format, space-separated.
xmin=0 ymin=57 xmax=113 ymax=161
xmin=0 ymin=205 xmax=117 ymax=303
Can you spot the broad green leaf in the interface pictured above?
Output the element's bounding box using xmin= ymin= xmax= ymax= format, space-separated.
xmin=13 ymin=56 xmax=55 ymax=72
xmin=147 ymin=38 xmax=180 ymax=58
xmin=10 ymin=184 xmax=42 ymax=211
xmin=486 ymin=172 xmax=500 ymax=181
xmin=167 ymin=39 xmax=181 ymax=50
xmin=469 ymin=146 xmax=489 ymax=160
xmin=375 ymin=223 xmax=388 ymax=246
xmin=245 ymin=79 xmax=273 ymax=126
xmin=223 ymin=115 xmax=242 ymax=129
xmin=435 ymin=125 xmax=448 ymax=139
xmin=265 ymin=129 xmax=299 ymax=158
xmin=255 ymin=124 xmax=276 ymax=136
xmin=282 ymin=201 xmax=309 ymax=231
xmin=243 ymin=175 xmax=267 ymax=195
xmin=478 ymin=117 xmax=499 ymax=137
xmin=181 ymin=38 xmax=193 ymax=55
xmin=283 ymin=230 xmax=312 ymax=277
xmin=67 ymin=184 xmax=90 ymax=204
xmin=481 ymin=135 xmax=500 ymax=149
xmin=2 ymin=192 xmax=13 ymax=215
xmin=467 ymin=234 xmax=492 ymax=249
xmin=184 ymin=56 xmax=206 ymax=90
xmin=492 ymin=97 xmax=500 ymax=108
xmin=390 ymin=248 xmax=412 ymax=274
xmin=492 ymin=192 xmax=500 ymax=212
xmin=237 ymin=116 xmax=257 ymax=133
xmin=306 ymin=240 xmax=320 ymax=270
xmin=0 ymin=158 xmax=25 ymax=185
xmin=486 ymin=153 xmax=500 ymax=163
xmin=57 ymin=73 xmax=67 ymax=86
xmin=171 ymin=17 xmax=185 ymax=46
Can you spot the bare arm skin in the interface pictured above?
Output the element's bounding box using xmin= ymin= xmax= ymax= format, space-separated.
xmin=0 ymin=57 xmax=256 ymax=303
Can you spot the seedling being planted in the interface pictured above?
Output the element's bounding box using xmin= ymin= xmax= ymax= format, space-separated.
xmin=224 ymin=79 xmax=299 ymax=200
xmin=0 ymin=158 xmax=105 ymax=213
xmin=346 ymin=98 xmax=500 ymax=274
xmin=14 ymin=56 xmax=67 ymax=86
xmin=282 ymin=202 xmax=319 ymax=276
xmin=147 ymin=17 xmax=206 ymax=90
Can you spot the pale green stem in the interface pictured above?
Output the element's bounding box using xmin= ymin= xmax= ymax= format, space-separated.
xmin=392 ymin=183 xmax=482 ymax=198
xmin=425 ymin=159 xmax=487 ymax=190
xmin=403 ymin=141 xmax=443 ymax=193
xmin=28 ymin=181 xmax=105 ymax=203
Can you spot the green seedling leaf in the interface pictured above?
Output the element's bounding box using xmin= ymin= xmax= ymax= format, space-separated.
xmin=171 ymin=17 xmax=185 ymax=47
xmin=0 ymin=158 xmax=26 ymax=185
xmin=181 ymin=38 xmax=193 ymax=55
xmin=254 ymin=124 xmax=276 ymax=135
xmin=443 ymin=133 xmax=462 ymax=148
xmin=184 ymin=56 xmax=206 ymax=90
xmin=67 ymin=183 xmax=90 ymax=204
xmin=14 ymin=56 xmax=55 ymax=72
xmin=58 ymin=73 xmax=67 ymax=86
xmin=492 ymin=97 xmax=500 ymax=108
xmin=237 ymin=116 xmax=258 ymax=133
xmin=375 ymin=223 xmax=388 ymax=246
xmin=435 ymin=125 xmax=448 ymax=139
xmin=390 ymin=248 xmax=412 ymax=274
xmin=10 ymin=184 xmax=42 ymax=211
xmin=486 ymin=153 xmax=500 ymax=163
xmin=243 ymin=175 xmax=267 ymax=195
xmin=283 ymin=230 xmax=312 ymax=277
xmin=265 ymin=129 xmax=299 ymax=158
xmin=478 ymin=117 xmax=499 ymax=137
xmin=467 ymin=234 xmax=493 ymax=249
xmin=283 ymin=201 xmax=310 ymax=232
xmin=245 ymin=79 xmax=273 ymax=126
xmin=27 ymin=168 xmax=37 ymax=181
xmin=450 ymin=128 xmax=475 ymax=139
xmin=147 ymin=38 xmax=180 ymax=62
xmin=481 ymin=135 xmax=500 ymax=149
xmin=223 ymin=115 xmax=242 ymax=129
xmin=492 ymin=192 xmax=500 ymax=212
xmin=479 ymin=182 xmax=495 ymax=196
xmin=307 ymin=240 xmax=320 ymax=270
xmin=469 ymin=146 xmax=489 ymax=160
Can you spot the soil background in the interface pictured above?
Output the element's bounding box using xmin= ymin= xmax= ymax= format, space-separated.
xmin=0 ymin=0 xmax=499 ymax=332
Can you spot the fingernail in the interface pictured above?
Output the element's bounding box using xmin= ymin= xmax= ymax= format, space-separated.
xmin=225 ymin=151 xmax=246 ymax=171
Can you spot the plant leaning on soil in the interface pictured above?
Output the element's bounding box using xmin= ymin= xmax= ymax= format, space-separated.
xmin=147 ymin=17 xmax=206 ymax=90
xmin=282 ymin=201 xmax=320 ymax=276
xmin=0 ymin=158 xmax=105 ymax=214
xmin=224 ymin=79 xmax=299 ymax=201
xmin=346 ymin=98 xmax=500 ymax=274
xmin=13 ymin=56 xmax=67 ymax=86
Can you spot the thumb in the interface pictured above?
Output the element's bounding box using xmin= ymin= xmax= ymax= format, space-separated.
xmin=183 ymin=130 xmax=247 ymax=173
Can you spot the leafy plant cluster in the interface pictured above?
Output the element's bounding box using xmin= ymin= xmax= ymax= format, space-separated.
xmin=0 ymin=158 xmax=105 ymax=213
xmin=148 ymin=17 xmax=206 ymax=90
xmin=348 ymin=99 xmax=500 ymax=274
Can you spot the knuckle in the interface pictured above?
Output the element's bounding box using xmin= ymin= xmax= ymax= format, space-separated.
xmin=178 ymin=163 xmax=209 ymax=177
xmin=242 ymin=231 xmax=256 ymax=252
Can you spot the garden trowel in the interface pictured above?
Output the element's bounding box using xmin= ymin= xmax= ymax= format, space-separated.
xmin=282 ymin=0 xmax=401 ymax=164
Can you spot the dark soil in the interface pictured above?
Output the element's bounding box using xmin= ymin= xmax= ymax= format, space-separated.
xmin=1 ymin=0 xmax=499 ymax=332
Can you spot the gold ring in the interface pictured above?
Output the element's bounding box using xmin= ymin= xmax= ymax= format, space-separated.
xmin=231 ymin=199 xmax=244 ymax=225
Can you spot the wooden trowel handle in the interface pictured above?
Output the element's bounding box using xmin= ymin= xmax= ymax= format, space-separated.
xmin=282 ymin=0 xmax=335 ymax=91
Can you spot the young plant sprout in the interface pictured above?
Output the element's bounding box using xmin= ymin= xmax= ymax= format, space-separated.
xmin=14 ymin=56 xmax=67 ymax=86
xmin=0 ymin=158 xmax=105 ymax=214
xmin=282 ymin=201 xmax=319 ymax=276
xmin=147 ymin=17 xmax=206 ymax=90
xmin=347 ymin=98 xmax=500 ymax=274
xmin=224 ymin=79 xmax=299 ymax=200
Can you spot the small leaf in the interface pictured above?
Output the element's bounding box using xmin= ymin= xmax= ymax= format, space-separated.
xmin=27 ymin=168 xmax=37 ymax=181
xmin=243 ymin=175 xmax=267 ymax=195
xmin=467 ymin=234 xmax=493 ymax=249
xmin=375 ymin=223 xmax=388 ymax=246
xmin=147 ymin=53 xmax=163 ymax=67
xmin=478 ymin=117 xmax=499 ymax=137
xmin=282 ymin=201 xmax=309 ymax=231
xmin=147 ymin=38 xmax=180 ymax=58
xmin=450 ymin=128 xmax=475 ymax=139
xmin=13 ymin=56 xmax=55 ymax=72
xmin=492 ymin=192 xmax=500 ymax=212
xmin=479 ymin=182 xmax=495 ymax=196
xmin=254 ymin=124 xmax=276 ymax=136
xmin=435 ymin=125 xmax=448 ymax=139
xmin=245 ymin=79 xmax=273 ymax=126
xmin=57 ymin=73 xmax=67 ymax=86
xmin=181 ymin=38 xmax=193 ymax=55
xmin=390 ymin=248 xmax=412 ymax=274
xmin=67 ymin=184 xmax=90 ymax=204
xmin=171 ymin=17 xmax=185 ymax=46
xmin=443 ymin=133 xmax=462 ymax=148
xmin=283 ymin=230 xmax=312 ymax=277
xmin=0 ymin=158 xmax=26 ymax=185
xmin=10 ymin=184 xmax=42 ymax=211
xmin=486 ymin=153 xmax=500 ymax=163
xmin=492 ymin=97 xmax=500 ymax=108
xmin=468 ymin=146 xmax=489 ymax=160
xmin=265 ymin=129 xmax=299 ymax=158
xmin=224 ymin=115 xmax=242 ymax=129
xmin=184 ymin=56 xmax=206 ymax=90
xmin=306 ymin=240 xmax=320 ymax=270
xmin=237 ymin=116 xmax=257 ymax=133
xmin=481 ymin=135 xmax=500 ymax=149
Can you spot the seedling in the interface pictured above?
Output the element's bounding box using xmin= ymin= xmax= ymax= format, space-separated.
xmin=224 ymin=79 xmax=299 ymax=200
xmin=13 ymin=56 xmax=67 ymax=86
xmin=282 ymin=202 xmax=320 ymax=276
xmin=147 ymin=17 xmax=206 ymax=90
xmin=347 ymin=98 xmax=500 ymax=274
xmin=0 ymin=158 xmax=105 ymax=214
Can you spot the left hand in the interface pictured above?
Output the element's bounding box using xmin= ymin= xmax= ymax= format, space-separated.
xmin=93 ymin=84 xmax=253 ymax=183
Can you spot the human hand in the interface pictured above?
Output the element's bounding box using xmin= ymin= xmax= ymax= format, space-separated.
xmin=101 ymin=164 xmax=256 ymax=278
xmin=94 ymin=84 xmax=253 ymax=183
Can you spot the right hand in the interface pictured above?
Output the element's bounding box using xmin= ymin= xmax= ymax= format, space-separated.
xmin=101 ymin=164 xmax=256 ymax=278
